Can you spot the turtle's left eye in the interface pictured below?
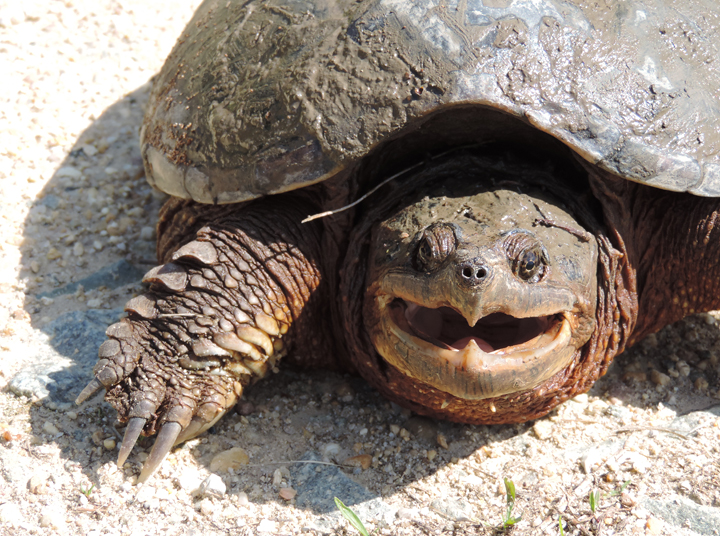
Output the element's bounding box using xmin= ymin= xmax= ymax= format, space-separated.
xmin=504 ymin=232 xmax=547 ymax=283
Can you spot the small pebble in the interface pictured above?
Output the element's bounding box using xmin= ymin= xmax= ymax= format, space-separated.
xmin=436 ymin=433 xmax=449 ymax=449
xmin=42 ymin=421 xmax=60 ymax=435
xmin=695 ymin=377 xmax=709 ymax=390
xmin=322 ymin=442 xmax=341 ymax=460
xmin=533 ymin=420 xmax=553 ymax=440
xmin=199 ymin=498 xmax=216 ymax=516
xmin=279 ymin=487 xmax=296 ymax=501
xmin=272 ymin=468 xmax=285 ymax=486
xmin=210 ymin=447 xmax=249 ymax=472
xmin=650 ymin=369 xmax=671 ymax=387
xmin=140 ymin=226 xmax=155 ymax=241
xmin=236 ymin=492 xmax=249 ymax=506
xmin=396 ymin=508 xmax=418 ymax=520
xmin=343 ymin=454 xmax=372 ymax=470
xmin=198 ymin=473 xmax=226 ymax=498
xmin=646 ymin=516 xmax=663 ymax=535
xmin=427 ymin=449 xmax=437 ymax=462
xmin=27 ymin=474 xmax=47 ymax=494
xmin=103 ymin=438 xmax=116 ymax=451
xmin=66 ymin=411 xmax=78 ymax=420
xmin=40 ymin=511 xmax=64 ymax=529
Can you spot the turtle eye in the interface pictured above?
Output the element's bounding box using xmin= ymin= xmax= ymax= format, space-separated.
xmin=415 ymin=223 xmax=456 ymax=272
xmin=504 ymin=232 xmax=547 ymax=283
xmin=515 ymin=247 xmax=545 ymax=282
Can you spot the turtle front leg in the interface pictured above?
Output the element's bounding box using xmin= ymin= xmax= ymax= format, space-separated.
xmin=76 ymin=194 xmax=333 ymax=483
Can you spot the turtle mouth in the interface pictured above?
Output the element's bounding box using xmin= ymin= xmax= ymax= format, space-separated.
xmin=371 ymin=297 xmax=577 ymax=399
xmin=397 ymin=300 xmax=562 ymax=355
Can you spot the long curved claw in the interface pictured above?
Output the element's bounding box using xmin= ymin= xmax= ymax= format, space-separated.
xmin=137 ymin=422 xmax=182 ymax=484
xmin=75 ymin=378 xmax=103 ymax=405
xmin=117 ymin=418 xmax=146 ymax=468
xmin=173 ymin=417 xmax=206 ymax=446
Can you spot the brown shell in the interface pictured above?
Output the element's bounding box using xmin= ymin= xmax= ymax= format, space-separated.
xmin=141 ymin=0 xmax=720 ymax=203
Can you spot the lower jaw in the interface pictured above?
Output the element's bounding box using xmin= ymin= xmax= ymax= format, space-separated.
xmin=370 ymin=307 xmax=579 ymax=400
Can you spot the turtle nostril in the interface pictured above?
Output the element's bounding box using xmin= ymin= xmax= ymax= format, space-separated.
xmin=459 ymin=261 xmax=489 ymax=284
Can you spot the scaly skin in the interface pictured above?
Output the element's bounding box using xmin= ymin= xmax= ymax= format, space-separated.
xmin=77 ymin=193 xmax=336 ymax=482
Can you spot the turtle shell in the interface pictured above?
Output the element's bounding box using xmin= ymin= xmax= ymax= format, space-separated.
xmin=141 ymin=0 xmax=720 ymax=203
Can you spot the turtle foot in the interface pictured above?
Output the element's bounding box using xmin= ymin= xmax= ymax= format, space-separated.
xmin=75 ymin=196 xmax=331 ymax=483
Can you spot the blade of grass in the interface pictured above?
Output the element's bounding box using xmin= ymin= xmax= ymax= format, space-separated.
xmin=334 ymin=497 xmax=370 ymax=536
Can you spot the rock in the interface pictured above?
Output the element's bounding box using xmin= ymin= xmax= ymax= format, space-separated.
xmin=103 ymin=438 xmax=116 ymax=450
xmin=292 ymin=451 xmax=396 ymax=527
xmin=39 ymin=510 xmax=65 ymax=529
xmin=27 ymin=474 xmax=48 ymax=494
xmin=430 ymin=497 xmax=475 ymax=522
xmin=209 ymin=447 xmax=249 ymax=472
xmin=403 ymin=416 xmax=438 ymax=442
xmin=198 ymin=474 xmax=226 ymax=498
xmin=42 ymin=421 xmax=60 ymax=435
xmin=321 ymin=442 xmax=341 ymax=461
xmin=396 ymin=507 xmax=418 ymax=520
xmin=272 ymin=466 xmax=290 ymax=486
xmin=666 ymin=405 xmax=720 ymax=435
xmin=650 ymin=369 xmax=671 ymax=386
xmin=279 ymin=487 xmax=296 ymax=501
xmin=37 ymin=259 xmax=145 ymax=299
xmin=8 ymin=308 xmax=124 ymax=402
xmin=175 ymin=467 xmax=204 ymax=493
xmin=199 ymin=498 xmax=216 ymax=516
xmin=532 ymin=420 xmax=554 ymax=440
xmin=343 ymin=454 xmax=372 ymax=470
xmin=135 ymin=485 xmax=155 ymax=504
xmin=642 ymin=493 xmax=720 ymax=535
xmin=574 ymin=438 xmax=626 ymax=474
xmin=646 ymin=516 xmax=663 ymax=535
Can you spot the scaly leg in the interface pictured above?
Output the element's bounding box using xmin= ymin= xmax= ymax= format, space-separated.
xmin=76 ymin=193 xmax=333 ymax=483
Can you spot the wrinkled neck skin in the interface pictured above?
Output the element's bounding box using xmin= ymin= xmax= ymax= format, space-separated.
xmin=588 ymin=166 xmax=720 ymax=345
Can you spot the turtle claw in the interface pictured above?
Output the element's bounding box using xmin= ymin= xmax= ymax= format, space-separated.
xmin=137 ymin=422 xmax=182 ymax=484
xmin=75 ymin=377 xmax=104 ymax=405
xmin=117 ymin=418 xmax=146 ymax=468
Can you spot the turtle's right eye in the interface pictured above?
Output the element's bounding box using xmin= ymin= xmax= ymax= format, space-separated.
xmin=415 ymin=223 xmax=456 ymax=272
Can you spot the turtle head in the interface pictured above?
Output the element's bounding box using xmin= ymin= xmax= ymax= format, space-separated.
xmin=360 ymin=156 xmax=598 ymax=410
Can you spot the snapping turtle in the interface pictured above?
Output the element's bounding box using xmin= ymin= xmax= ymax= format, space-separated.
xmin=76 ymin=0 xmax=720 ymax=483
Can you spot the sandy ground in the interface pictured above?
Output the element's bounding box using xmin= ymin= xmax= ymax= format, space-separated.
xmin=1 ymin=2 xmax=719 ymax=536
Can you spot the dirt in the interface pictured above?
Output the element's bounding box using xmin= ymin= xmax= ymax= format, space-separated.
xmin=1 ymin=1 xmax=719 ymax=536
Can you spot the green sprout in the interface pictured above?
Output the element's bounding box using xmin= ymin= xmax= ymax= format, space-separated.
xmin=558 ymin=514 xmax=565 ymax=536
xmin=607 ymin=479 xmax=631 ymax=499
xmin=335 ymin=497 xmax=371 ymax=536
xmin=589 ymin=488 xmax=600 ymax=514
xmin=79 ymin=483 xmax=95 ymax=498
xmin=499 ymin=477 xmax=522 ymax=531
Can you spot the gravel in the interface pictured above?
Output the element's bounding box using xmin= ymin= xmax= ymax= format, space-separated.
xmin=1 ymin=1 xmax=719 ymax=535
